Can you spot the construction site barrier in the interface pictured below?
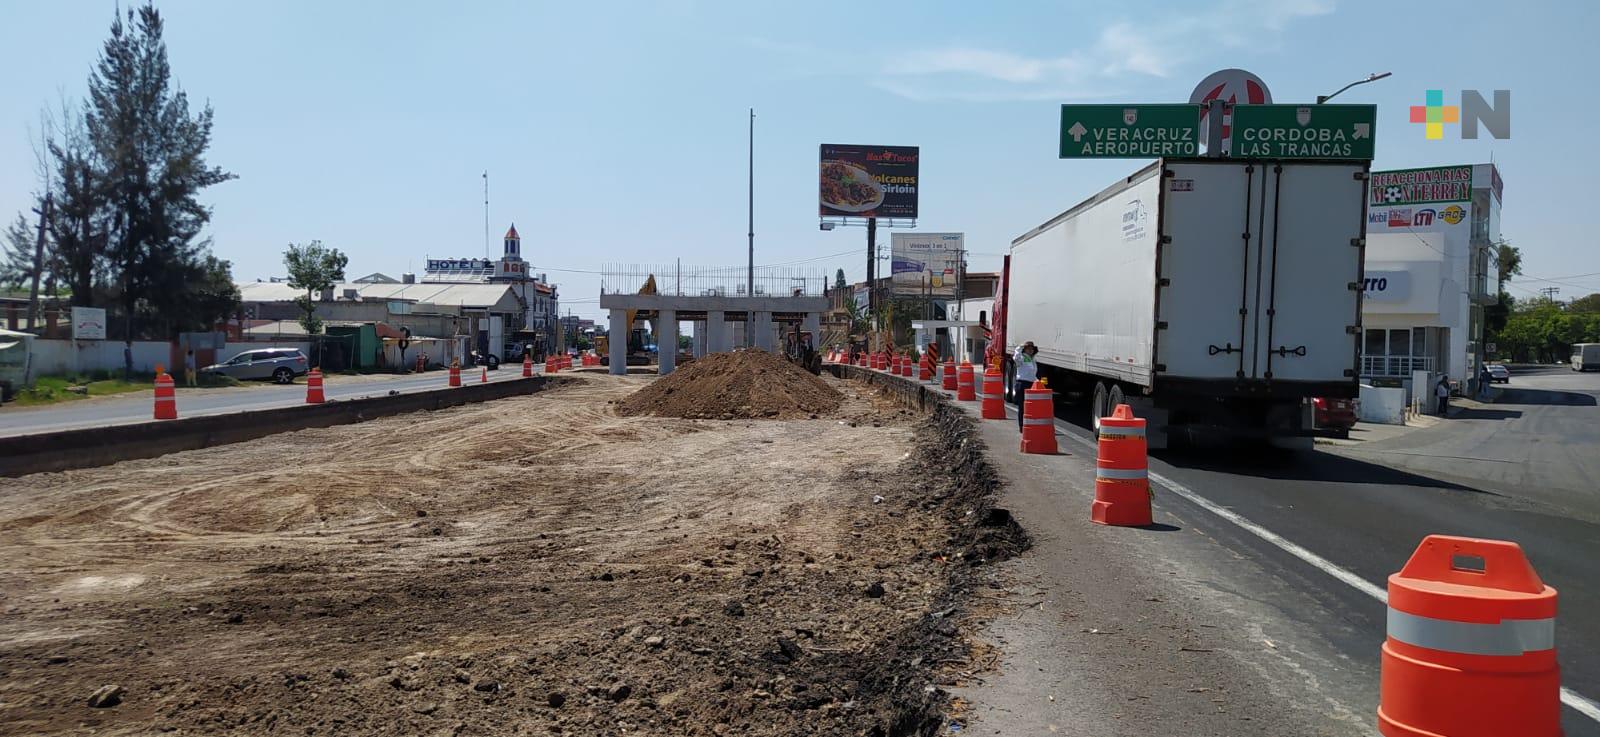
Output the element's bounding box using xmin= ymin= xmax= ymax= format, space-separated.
xmin=981 ymin=366 xmax=1006 ymax=419
xmin=1019 ymin=380 xmax=1056 ymax=454
xmin=1092 ymin=404 xmax=1152 ymax=526
xmin=1378 ymin=535 xmax=1560 ymax=737
xmin=305 ymin=368 xmax=325 ymax=404
xmin=523 ymin=354 xmax=534 ymax=377
xmin=956 ymin=362 xmax=977 ymax=401
xmin=942 ymin=360 xmax=957 ymax=391
xmin=449 ymin=365 xmax=461 ymax=387
xmin=153 ymin=373 xmax=177 ymax=420
xmin=918 ymin=355 xmax=933 ymax=382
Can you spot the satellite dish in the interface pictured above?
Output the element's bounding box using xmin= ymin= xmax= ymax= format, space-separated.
xmin=1189 ymin=69 xmax=1272 ymax=153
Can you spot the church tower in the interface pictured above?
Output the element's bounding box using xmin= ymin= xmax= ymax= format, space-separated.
xmin=494 ymin=223 xmax=526 ymax=280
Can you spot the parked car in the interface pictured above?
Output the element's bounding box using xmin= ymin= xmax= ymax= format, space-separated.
xmin=202 ymin=348 xmax=309 ymax=384
xmin=1312 ymin=397 xmax=1359 ymax=436
xmin=1486 ymin=364 xmax=1511 ymax=383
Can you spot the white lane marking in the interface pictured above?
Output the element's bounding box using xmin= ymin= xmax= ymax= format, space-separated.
xmin=1043 ymin=414 xmax=1600 ymax=723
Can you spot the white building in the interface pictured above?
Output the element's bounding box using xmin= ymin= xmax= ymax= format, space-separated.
xmin=1361 ymin=163 xmax=1502 ymax=396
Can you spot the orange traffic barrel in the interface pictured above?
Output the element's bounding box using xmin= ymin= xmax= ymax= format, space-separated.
xmin=1378 ymin=535 xmax=1559 ymax=737
xmin=899 ymin=355 xmax=911 ymax=377
xmin=1019 ymin=380 xmax=1056 ymax=454
xmin=956 ymin=362 xmax=977 ymax=401
xmin=448 ymin=365 xmax=461 ymax=387
xmin=981 ymin=366 xmax=1006 ymax=419
xmin=942 ymin=360 xmax=957 ymax=391
xmin=523 ymin=354 xmax=533 ymax=377
xmin=918 ymin=355 xmax=933 ymax=382
xmin=153 ymin=372 xmax=177 ymax=420
xmin=305 ymin=368 xmax=325 ymax=404
xmin=544 ymin=357 xmax=555 ymax=373
xmin=1091 ymin=404 xmax=1152 ymax=526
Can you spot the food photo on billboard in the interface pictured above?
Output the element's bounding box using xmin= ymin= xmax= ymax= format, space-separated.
xmin=819 ymin=144 xmax=919 ymax=219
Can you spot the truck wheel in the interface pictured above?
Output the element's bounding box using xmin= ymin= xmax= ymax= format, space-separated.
xmin=1092 ymin=382 xmax=1109 ymax=434
xmin=1107 ymin=384 xmax=1126 ymax=416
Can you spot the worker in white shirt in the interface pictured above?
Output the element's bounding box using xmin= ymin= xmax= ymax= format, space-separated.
xmin=1012 ymin=341 xmax=1039 ymax=431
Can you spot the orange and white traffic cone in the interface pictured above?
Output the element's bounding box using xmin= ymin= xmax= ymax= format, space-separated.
xmin=981 ymin=366 xmax=1006 ymax=419
xmin=956 ymin=361 xmax=977 ymax=401
xmin=942 ymin=360 xmax=957 ymax=391
xmin=481 ymin=365 xmax=488 ymax=383
xmin=1091 ymin=404 xmax=1152 ymax=526
xmin=1020 ymin=379 xmax=1057 ymax=454
xmin=153 ymin=372 xmax=177 ymax=420
xmin=305 ymin=368 xmax=325 ymax=404
xmin=1378 ymin=535 xmax=1560 ymax=737
xmin=523 ymin=353 xmax=533 ymax=378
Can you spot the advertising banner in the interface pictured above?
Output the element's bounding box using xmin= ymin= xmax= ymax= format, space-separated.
xmin=819 ymin=144 xmax=919 ymax=219
xmin=891 ymin=233 xmax=963 ymax=297
xmin=1370 ymin=165 xmax=1473 ymax=206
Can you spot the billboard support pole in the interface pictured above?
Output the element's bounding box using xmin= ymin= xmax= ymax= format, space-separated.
xmin=866 ymin=217 xmax=877 ymax=348
xmin=1207 ymin=99 xmax=1225 ymax=158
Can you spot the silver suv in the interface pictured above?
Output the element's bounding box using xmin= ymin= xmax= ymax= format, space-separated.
xmin=202 ymin=348 xmax=309 ymax=384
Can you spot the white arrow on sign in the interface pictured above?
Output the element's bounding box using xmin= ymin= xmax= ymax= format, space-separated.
xmin=1353 ymin=122 xmax=1370 ymax=140
xmin=1067 ymin=121 xmax=1088 ymax=142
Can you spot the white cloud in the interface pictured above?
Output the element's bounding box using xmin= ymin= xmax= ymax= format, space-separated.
xmin=872 ymin=0 xmax=1334 ymax=101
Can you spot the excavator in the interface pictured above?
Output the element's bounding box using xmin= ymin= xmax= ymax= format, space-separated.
xmin=597 ymin=275 xmax=657 ymax=367
xmin=783 ymin=322 xmax=822 ymax=375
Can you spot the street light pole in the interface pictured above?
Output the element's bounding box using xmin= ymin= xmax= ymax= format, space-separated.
xmin=1317 ymin=71 xmax=1392 ymax=104
xmin=747 ymin=108 xmax=755 ymax=346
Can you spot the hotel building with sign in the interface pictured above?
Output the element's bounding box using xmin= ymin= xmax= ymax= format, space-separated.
xmin=1360 ymin=163 xmax=1503 ymax=396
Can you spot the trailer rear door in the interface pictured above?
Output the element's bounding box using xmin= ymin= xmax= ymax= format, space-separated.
xmin=1156 ymin=160 xmax=1363 ymax=387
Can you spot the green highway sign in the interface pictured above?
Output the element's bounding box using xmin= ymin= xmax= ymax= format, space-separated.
xmin=1230 ymin=104 xmax=1376 ymax=160
xmin=1059 ymin=104 xmax=1200 ymax=158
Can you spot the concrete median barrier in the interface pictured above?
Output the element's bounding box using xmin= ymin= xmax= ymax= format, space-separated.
xmin=0 ymin=375 xmax=558 ymax=477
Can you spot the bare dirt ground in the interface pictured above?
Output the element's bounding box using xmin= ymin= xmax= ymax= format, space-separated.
xmin=0 ymin=373 xmax=1020 ymax=736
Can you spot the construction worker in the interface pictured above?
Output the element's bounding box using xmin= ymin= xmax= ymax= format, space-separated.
xmin=1012 ymin=341 xmax=1038 ymax=431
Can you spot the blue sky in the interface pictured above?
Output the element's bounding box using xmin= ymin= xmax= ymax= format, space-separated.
xmin=1 ymin=0 xmax=1594 ymax=319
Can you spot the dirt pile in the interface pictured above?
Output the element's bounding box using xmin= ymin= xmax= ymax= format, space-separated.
xmin=0 ymin=375 xmax=1023 ymax=737
xmin=615 ymin=349 xmax=842 ymax=420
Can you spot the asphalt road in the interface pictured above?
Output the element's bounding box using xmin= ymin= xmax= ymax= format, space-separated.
xmin=1088 ymin=366 xmax=1600 ymax=734
xmin=940 ymin=363 xmax=1600 ymax=734
xmin=0 ymin=367 xmax=540 ymax=437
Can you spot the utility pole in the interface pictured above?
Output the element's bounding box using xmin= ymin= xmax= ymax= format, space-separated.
xmin=483 ymin=171 xmax=490 ymax=259
xmin=1540 ymin=286 xmax=1561 ymax=303
xmin=27 ymin=193 xmax=51 ymax=330
xmin=747 ymin=108 xmax=755 ymax=346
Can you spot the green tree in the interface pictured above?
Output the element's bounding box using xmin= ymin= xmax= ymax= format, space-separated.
xmin=86 ymin=4 xmax=235 ymax=373
xmin=284 ymin=240 xmax=348 ymax=335
xmin=1567 ymin=293 xmax=1600 ymax=314
xmin=1494 ymin=241 xmax=1523 ymax=285
xmin=834 ymin=268 xmax=847 ymax=291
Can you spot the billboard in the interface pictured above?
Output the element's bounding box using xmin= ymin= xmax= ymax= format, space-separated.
xmin=891 ymin=232 xmax=963 ymax=297
xmin=71 ymin=306 xmax=106 ymax=340
xmin=819 ymin=144 xmax=919 ymax=219
xmin=1370 ymin=165 xmax=1472 ymax=206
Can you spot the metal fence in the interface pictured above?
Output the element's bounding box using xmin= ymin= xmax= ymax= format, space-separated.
xmin=1361 ymin=354 xmax=1436 ymax=377
xmin=600 ymin=263 xmax=830 ymax=298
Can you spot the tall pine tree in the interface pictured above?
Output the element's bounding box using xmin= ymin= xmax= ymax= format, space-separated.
xmin=85 ymin=3 xmax=235 ymax=370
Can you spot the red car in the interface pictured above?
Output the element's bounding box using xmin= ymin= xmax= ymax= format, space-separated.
xmin=1313 ymin=397 xmax=1358 ymax=436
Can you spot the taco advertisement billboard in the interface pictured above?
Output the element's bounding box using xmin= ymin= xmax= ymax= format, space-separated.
xmin=819 ymin=144 xmax=919 ymax=219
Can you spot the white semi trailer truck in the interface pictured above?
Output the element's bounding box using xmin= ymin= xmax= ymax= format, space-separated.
xmin=995 ymin=158 xmax=1368 ymax=448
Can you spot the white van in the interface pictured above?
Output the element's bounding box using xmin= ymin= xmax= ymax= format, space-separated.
xmin=1572 ymin=343 xmax=1600 ymax=372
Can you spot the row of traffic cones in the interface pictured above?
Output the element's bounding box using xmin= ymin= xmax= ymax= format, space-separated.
xmin=857 ymin=353 xmax=1563 ymax=737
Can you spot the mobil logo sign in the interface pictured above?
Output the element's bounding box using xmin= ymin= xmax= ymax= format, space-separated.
xmin=1369 ymin=208 xmax=1438 ymax=228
